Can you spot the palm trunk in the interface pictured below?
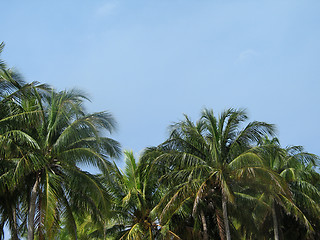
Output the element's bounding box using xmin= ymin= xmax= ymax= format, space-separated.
xmin=39 ymin=192 xmax=45 ymax=240
xmin=272 ymin=200 xmax=279 ymax=240
xmin=222 ymin=194 xmax=231 ymax=240
xmin=10 ymin=205 xmax=19 ymax=240
xmin=28 ymin=174 xmax=40 ymax=240
xmin=200 ymin=210 xmax=208 ymax=240
xmin=216 ymin=209 xmax=225 ymax=240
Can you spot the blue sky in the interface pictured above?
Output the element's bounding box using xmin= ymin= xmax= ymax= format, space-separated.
xmin=2 ymin=0 xmax=320 ymax=157
xmin=1 ymin=0 xmax=320 ymax=235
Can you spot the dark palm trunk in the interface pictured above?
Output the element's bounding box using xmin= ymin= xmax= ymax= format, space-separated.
xmin=200 ymin=210 xmax=208 ymax=240
xmin=9 ymin=205 xmax=19 ymax=240
xmin=28 ymin=174 xmax=40 ymax=240
xmin=222 ymin=193 xmax=231 ymax=240
xmin=272 ymin=200 xmax=279 ymax=240
xmin=215 ymin=209 xmax=225 ymax=240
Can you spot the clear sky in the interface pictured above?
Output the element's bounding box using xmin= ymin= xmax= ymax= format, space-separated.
xmin=1 ymin=0 xmax=320 ymax=236
xmin=3 ymin=0 xmax=320 ymax=158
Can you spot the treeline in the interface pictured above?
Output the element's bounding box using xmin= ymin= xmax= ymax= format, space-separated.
xmin=1 ymin=43 xmax=320 ymax=240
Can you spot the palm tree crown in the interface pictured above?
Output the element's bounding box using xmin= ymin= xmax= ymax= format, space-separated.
xmin=151 ymin=108 xmax=282 ymax=240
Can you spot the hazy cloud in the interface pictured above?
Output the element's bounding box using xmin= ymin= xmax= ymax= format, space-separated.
xmin=236 ymin=49 xmax=258 ymax=63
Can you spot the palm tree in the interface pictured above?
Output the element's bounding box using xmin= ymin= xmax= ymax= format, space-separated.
xmin=29 ymin=89 xmax=121 ymax=240
xmin=253 ymin=137 xmax=320 ymax=239
xmin=1 ymin=85 xmax=121 ymax=239
xmin=0 ymin=43 xmax=120 ymax=239
xmin=150 ymin=108 xmax=285 ymax=240
xmin=104 ymin=150 xmax=180 ymax=240
xmin=0 ymin=48 xmax=50 ymax=240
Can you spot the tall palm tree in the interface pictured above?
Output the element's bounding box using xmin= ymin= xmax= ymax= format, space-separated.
xmin=0 ymin=43 xmax=120 ymax=239
xmin=28 ymin=89 xmax=121 ymax=240
xmin=0 ymin=48 xmax=50 ymax=240
xmin=1 ymin=85 xmax=121 ymax=239
xmin=150 ymin=108 xmax=285 ymax=240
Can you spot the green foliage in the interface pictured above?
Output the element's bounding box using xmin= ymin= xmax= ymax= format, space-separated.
xmin=145 ymin=108 xmax=292 ymax=239
xmin=103 ymin=151 xmax=179 ymax=240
